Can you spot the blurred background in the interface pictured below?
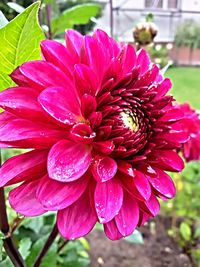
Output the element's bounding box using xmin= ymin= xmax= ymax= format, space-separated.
xmin=0 ymin=1 xmax=200 ymax=267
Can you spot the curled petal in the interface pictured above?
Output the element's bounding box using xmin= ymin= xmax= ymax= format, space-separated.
xmin=70 ymin=123 xmax=95 ymax=144
xmin=91 ymin=156 xmax=117 ymax=182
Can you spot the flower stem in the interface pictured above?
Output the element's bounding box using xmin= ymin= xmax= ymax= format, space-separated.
xmin=109 ymin=0 xmax=113 ymax=37
xmin=33 ymin=224 xmax=58 ymax=267
xmin=57 ymin=240 xmax=69 ymax=253
xmin=46 ymin=4 xmax=52 ymax=39
xmin=0 ymin=187 xmax=25 ymax=266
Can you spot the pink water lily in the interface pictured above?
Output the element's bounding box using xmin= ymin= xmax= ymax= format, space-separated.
xmin=0 ymin=29 xmax=188 ymax=240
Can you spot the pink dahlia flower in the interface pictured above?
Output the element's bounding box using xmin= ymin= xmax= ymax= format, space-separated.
xmin=175 ymin=103 xmax=200 ymax=162
xmin=0 ymin=30 xmax=188 ymax=240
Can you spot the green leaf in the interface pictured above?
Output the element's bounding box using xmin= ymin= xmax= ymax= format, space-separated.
xmin=79 ymin=238 xmax=90 ymax=251
xmin=0 ymin=11 xmax=8 ymax=29
xmin=19 ymin=237 xmax=32 ymax=259
xmin=180 ymin=222 xmax=192 ymax=241
xmin=0 ymin=257 xmax=13 ymax=267
xmin=124 ymin=229 xmax=144 ymax=244
xmin=51 ymin=4 xmax=101 ymax=36
xmin=26 ymin=237 xmax=57 ymax=267
xmin=194 ymin=226 xmax=200 ymax=238
xmin=21 ymin=216 xmax=44 ymax=234
xmin=0 ymin=2 xmax=45 ymax=91
xmin=7 ymin=2 xmax=25 ymax=14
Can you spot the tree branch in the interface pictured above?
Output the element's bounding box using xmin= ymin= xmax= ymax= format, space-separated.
xmin=33 ymin=224 xmax=58 ymax=267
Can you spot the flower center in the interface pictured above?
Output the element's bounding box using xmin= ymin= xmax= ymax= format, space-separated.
xmin=120 ymin=111 xmax=139 ymax=132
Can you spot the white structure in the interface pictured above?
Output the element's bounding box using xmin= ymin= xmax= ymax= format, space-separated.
xmin=95 ymin=0 xmax=200 ymax=42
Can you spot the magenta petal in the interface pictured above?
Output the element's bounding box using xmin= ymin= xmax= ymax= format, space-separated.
xmin=118 ymin=161 xmax=134 ymax=177
xmin=19 ymin=61 xmax=72 ymax=90
xmin=10 ymin=67 xmax=32 ymax=87
xmin=38 ymin=87 xmax=81 ymax=125
xmin=57 ymin=190 xmax=97 ymax=240
xmin=94 ymin=178 xmax=123 ymax=223
xmin=70 ymin=123 xmax=95 ymax=144
xmin=0 ymin=150 xmax=48 ymax=187
xmin=65 ymin=29 xmax=83 ymax=60
xmin=134 ymin=64 xmax=159 ymax=87
xmin=83 ymin=36 xmax=107 ymax=81
xmin=104 ymin=220 xmax=123 ymax=240
xmin=0 ymin=118 xmax=65 ymax=148
xmin=9 ymin=181 xmax=46 ymax=216
xmin=41 ymin=40 xmax=75 ymax=75
xmin=93 ymin=140 xmax=115 ymax=155
xmin=147 ymin=168 xmax=176 ymax=199
xmin=94 ymin=29 xmax=120 ymax=58
xmin=48 ymin=140 xmax=92 ymax=182
xmin=154 ymin=78 xmax=172 ymax=100
xmin=36 ymin=174 xmax=89 ymax=210
xmin=133 ymin=170 xmax=151 ymax=201
xmin=136 ymin=49 xmax=150 ymax=75
xmin=115 ymin=194 xmax=139 ymax=236
xmin=150 ymin=150 xmax=184 ymax=172
xmin=88 ymin=111 xmax=102 ymax=128
xmin=81 ymin=94 xmax=97 ymax=118
xmin=142 ymin=194 xmax=160 ymax=217
xmin=121 ymin=44 xmax=136 ymax=74
xmin=91 ymin=156 xmax=117 ymax=182
xmin=0 ymin=87 xmax=47 ymax=122
xmin=161 ymin=132 xmax=189 ymax=144
xmin=138 ymin=211 xmax=150 ymax=227
xmin=74 ymin=64 xmax=98 ymax=97
xmin=159 ymin=108 xmax=184 ymax=122
xmin=121 ymin=174 xmax=147 ymax=201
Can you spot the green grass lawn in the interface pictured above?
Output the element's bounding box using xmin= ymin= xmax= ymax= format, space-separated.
xmin=166 ymin=67 xmax=200 ymax=110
